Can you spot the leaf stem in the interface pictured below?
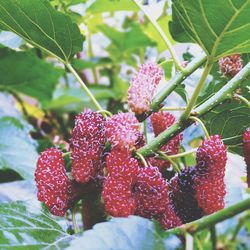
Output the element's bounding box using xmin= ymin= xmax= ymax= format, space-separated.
xmin=168 ymin=148 xmax=197 ymax=159
xmin=180 ymin=58 xmax=213 ymax=120
xmin=135 ymin=152 xmax=148 ymax=168
xmin=168 ymin=197 xmax=250 ymax=236
xmin=157 ymin=151 xmax=181 ymax=173
xmin=97 ymin=110 xmax=113 ymax=117
xmin=66 ymin=63 xmax=105 ymax=115
xmin=234 ymin=94 xmax=250 ymax=108
xmin=132 ymin=0 xmax=182 ymax=71
xmin=189 ymin=116 xmax=210 ymax=139
xmin=143 ymin=120 xmax=148 ymax=144
xmin=136 ymin=152 xmax=148 ymax=167
xmin=210 ymin=225 xmax=217 ymax=250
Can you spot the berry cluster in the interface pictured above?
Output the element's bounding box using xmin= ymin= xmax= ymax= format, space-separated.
xmin=35 ymin=61 xmax=233 ymax=230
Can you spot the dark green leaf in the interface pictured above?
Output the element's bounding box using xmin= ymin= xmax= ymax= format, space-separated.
xmin=0 ymin=48 xmax=62 ymax=102
xmin=0 ymin=201 xmax=73 ymax=249
xmin=66 ymin=216 xmax=181 ymax=250
xmin=0 ymin=116 xmax=38 ymax=179
xmin=170 ymin=0 xmax=250 ymax=59
xmin=0 ymin=0 xmax=84 ymax=62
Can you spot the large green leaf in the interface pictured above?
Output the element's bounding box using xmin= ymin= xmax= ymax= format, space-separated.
xmin=0 ymin=201 xmax=73 ymax=249
xmin=170 ymin=0 xmax=250 ymax=59
xmin=66 ymin=216 xmax=182 ymax=250
xmin=86 ymin=0 xmax=138 ymax=13
xmin=0 ymin=117 xmax=38 ymax=179
xmin=0 ymin=48 xmax=62 ymax=102
xmin=0 ymin=0 xmax=84 ymax=62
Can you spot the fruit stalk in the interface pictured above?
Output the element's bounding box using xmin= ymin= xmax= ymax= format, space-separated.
xmin=168 ymin=197 xmax=250 ymax=236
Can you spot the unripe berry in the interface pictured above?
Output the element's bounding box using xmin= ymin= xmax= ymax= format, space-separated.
xmin=128 ymin=62 xmax=164 ymax=114
xmin=219 ymin=54 xmax=242 ymax=78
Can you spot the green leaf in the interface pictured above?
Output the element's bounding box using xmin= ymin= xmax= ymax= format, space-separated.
xmin=99 ymin=23 xmax=156 ymax=62
xmin=0 ymin=0 xmax=84 ymax=62
xmin=170 ymin=0 xmax=250 ymax=59
xmin=66 ymin=216 xmax=181 ymax=250
xmin=86 ymin=0 xmax=138 ymax=13
xmin=0 ymin=201 xmax=73 ymax=249
xmin=0 ymin=48 xmax=62 ymax=102
xmin=0 ymin=116 xmax=38 ymax=179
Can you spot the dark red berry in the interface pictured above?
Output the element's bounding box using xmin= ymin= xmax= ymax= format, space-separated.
xmin=71 ymin=110 xmax=105 ymax=184
xmin=102 ymin=178 xmax=136 ymax=217
xmin=105 ymin=112 xmax=140 ymax=149
xmin=196 ymin=135 xmax=227 ymax=176
xmin=194 ymin=135 xmax=227 ymax=215
xmin=105 ymin=148 xmax=140 ymax=184
xmin=219 ymin=54 xmax=242 ymax=78
xmin=170 ymin=167 xmax=204 ymax=223
xmin=35 ymin=148 xmax=73 ymax=216
xmin=149 ymin=111 xmax=183 ymax=171
xmin=158 ymin=203 xmax=182 ymax=230
xmin=134 ymin=166 xmax=169 ymax=218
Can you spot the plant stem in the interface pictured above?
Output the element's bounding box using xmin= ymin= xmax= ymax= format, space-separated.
xmin=160 ymin=107 xmax=187 ymax=111
xmin=157 ymin=151 xmax=181 ymax=173
xmin=97 ymin=110 xmax=113 ymax=117
xmin=234 ymin=94 xmax=250 ymax=108
xmin=159 ymin=59 xmax=173 ymax=66
xmin=132 ymin=0 xmax=182 ymax=71
xmin=189 ymin=116 xmax=210 ymax=139
xmin=168 ymin=197 xmax=250 ymax=236
xmin=168 ymin=148 xmax=197 ymax=159
xmin=181 ymin=58 xmax=213 ymax=120
xmin=210 ymin=225 xmax=217 ymax=250
xmin=138 ymin=62 xmax=250 ymax=156
xmin=63 ymin=152 xmax=71 ymax=157
xmin=66 ymin=63 xmax=104 ymax=114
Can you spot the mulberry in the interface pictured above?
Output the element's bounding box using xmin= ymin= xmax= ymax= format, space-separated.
xmin=71 ymin=110 xmax=105 ymax=184
xmin=243 ymin=128 xmax=250 ymax=187
xmin=128 ymin=62 xmax=164 ymax=114
xmin=219 ymin=54 xmax=242 ymax=78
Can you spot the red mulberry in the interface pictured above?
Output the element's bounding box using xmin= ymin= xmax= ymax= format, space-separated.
xmin=148 ymin=111 xmax=183 ymax=170
xmin=219 ymin=54 xmax=242 ymax=78
xmin=194 ymin=135 xmax=227 ymax=214
xmin=71 ymin=110 xmax=105 ymax=184
xmin=102 ymin=178 xmax=136 ymax=217
xmin=134 ymin=166 xmax=169 ymax=218
xmin=128 ymin=62 xmax=164 ymax=114
xmin=105 ymin=112 xmax=140 ymax=149
xmin=105 ymin=148 xmax=140 ymax=183
xmin=243 ymin=128 xmax=250 ymax=187
xmin=158 ymin=203 xmax=182 ymax=230
xmin=35 ymin=148 xmax=74 ymax=216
